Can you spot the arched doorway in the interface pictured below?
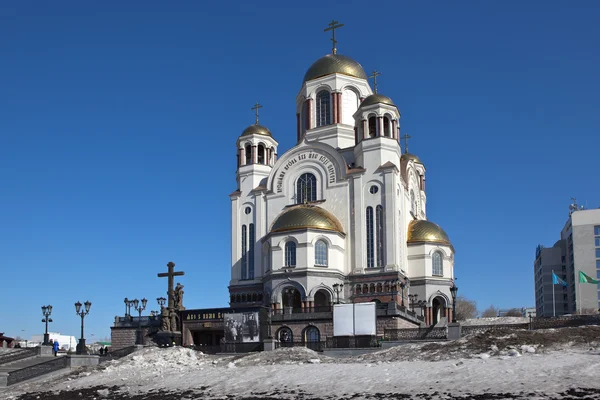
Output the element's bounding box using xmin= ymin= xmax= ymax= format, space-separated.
xmin=277 ymin=327 xmax=293 ymax=346
xmin=314 ymin=289 xmax=331 ymax=311
xmin=431 ymin=296 xmax=447 ymax=325
xmin=282 ymin=287 xmax=302 ymax=313
xmin=303 ymin=326 xmax=321 ymax=351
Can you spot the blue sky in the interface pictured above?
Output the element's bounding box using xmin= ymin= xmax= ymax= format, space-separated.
xmin=1 ymin=1 xmax=599 ymax=341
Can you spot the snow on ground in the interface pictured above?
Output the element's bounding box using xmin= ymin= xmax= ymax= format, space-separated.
xmin=462 ymin=316 xmax=529 ymax=325
xmin=5 ymin=327 xmax=600 ymax=399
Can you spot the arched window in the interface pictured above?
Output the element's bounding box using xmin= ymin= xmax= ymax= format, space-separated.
xmin=241 ymin=225 xmax=247 ymax=280
xmin=432 ymin=252 xmax=443 ymax=276
xmin=245 ymin=145 xmax=252 ymax=165
xmin=249 ymin=223 xmax=255 ymax=279
xmin=376 ymin=283 xmax=383 ymax=293
xmin=297 ymin=173 xmax=317 ymax=204
xmin=383 ymin=116 xmax=391 ymax=137
xmin=278 ymin=327 xmax=293 ymax=343
xmin=362 ymin=284 xmax=368 ymax=294
xmin=257 ymin=144 xmax=265 ymax=164
xmin=316 ymin=90 xmax=331 ymax=127
xmin=376 ymin=205 xmax=385 ymax=267
xmin=410 ymin=190 xmax=416 ymax=216
xmin=342 ymin=88 xmax=358 ymax=125
xmin=366 ymin=206 xmax=374 ymax=268
xmin=285 ymin=242 xmax=296 ymax=267
xmin=356 ymin=285 xmax=362 ymax=295
xmin=304 ymin=326 xmax=320 ymax=348
xmin=368 ymin=116 xmax=377 ymax=138
xmin=315 ymin=240 xmax=328 ymax=266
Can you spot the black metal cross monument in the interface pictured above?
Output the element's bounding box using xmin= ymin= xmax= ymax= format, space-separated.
xmin=157 ymin=261 xmax=184 ymax=310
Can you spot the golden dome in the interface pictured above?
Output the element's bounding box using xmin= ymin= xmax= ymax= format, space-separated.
xmin=401 ymin=153 xmax=423 ymax=164
xmin=270 ymin=204 xmax=344 ymax=234
xmin=407 ymin=220 xmax=451 ymax=246
xmin=241 ymin=124 xmax=272 ymax=137
xmin=303 ymin=54 xmax=367 ymax=84
xmin=361 ymin=94 xmax=395 ymax=108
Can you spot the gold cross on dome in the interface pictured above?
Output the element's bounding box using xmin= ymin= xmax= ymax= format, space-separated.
xmin=251 ymin=102 xmax=263 ymax=125
xmin=401 ymin=133 xmax=412 ymax=154
xmin=369 ymin=70 xmax=381 ymax=93
xmin=324 ymin=20 xmax=344 ymax=55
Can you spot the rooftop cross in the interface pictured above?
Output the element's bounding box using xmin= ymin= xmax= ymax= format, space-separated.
xmin=401 ymin=133 xmax=412 ymax=154
xmin=251 ymin=102 xmax=262 ymax=125
xmin=369 ymin=70 xmax=382 ymax=94
xmin=324 ymin=20 xmax=344 ymax=55
xmin=157 ymin=261 xmax=184 ymax=310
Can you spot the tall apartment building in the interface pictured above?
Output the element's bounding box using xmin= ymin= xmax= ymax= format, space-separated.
xmin=534 ymin=205 xmax=600 ymax=317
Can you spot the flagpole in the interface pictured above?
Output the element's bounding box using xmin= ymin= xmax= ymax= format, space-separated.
xmin=552 ymin=271 xmax=556 ymax=317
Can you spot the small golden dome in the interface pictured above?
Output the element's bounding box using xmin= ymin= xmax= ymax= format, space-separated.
xmin=303 ymin=54 xmax=367 ymax=84
xmin=407 ymin=220 xmax=451 ymax=246
xmin=401 ymin=153 xmax=423 ymax=164
xmin=361 ymin=94 xmax=395 ymax=108
xmin=270 ymin=204 xmax=344 ymax=234
xmin=241 ymin=124 xmax=272 ymax=137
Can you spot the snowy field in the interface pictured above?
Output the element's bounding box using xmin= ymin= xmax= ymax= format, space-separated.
xmin=5 ymin=326 xmax=600 ymax=399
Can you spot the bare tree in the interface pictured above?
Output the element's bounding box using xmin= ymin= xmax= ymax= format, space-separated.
xmin=504 ymin=308 xmax=523 ymax=317
xmin=455 ymin=295 xmax=478 ymax=321
xmin=481 ymin=305 xmax=499 ymax=318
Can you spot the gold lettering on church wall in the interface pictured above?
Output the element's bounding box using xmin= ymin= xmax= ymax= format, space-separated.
xmin=276 ymin=152 xmax=336 ymax=193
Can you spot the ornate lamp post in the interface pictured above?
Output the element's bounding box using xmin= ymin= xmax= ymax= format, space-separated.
xmin=131 ymin=298 xmax=147 ymax=345
xmin=332 ymin=283 xmax=344 ymax=304
xmin=450 ymin=283 xmax=458 ymax=323
xmin=41 ymin=305 xmax=53 ymax=345
xmin=157 ymin=297 xmax=166 ymax=308
xmin=75 ymin=301 xmax=92 ymax=355
xmin=417 ymin=300 xmax=427 ymax=318
xmin=408 ymin=294 xmax=418 ymax=312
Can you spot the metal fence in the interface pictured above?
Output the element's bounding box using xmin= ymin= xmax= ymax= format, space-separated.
xmin=6 ymin=356 xmax=68 ymax=386
xmin=0 ymin=348 xmax=38 ymax=366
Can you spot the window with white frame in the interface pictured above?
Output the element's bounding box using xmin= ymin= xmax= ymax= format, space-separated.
xmin=315 ymin=239 xmax=328 ymax=266
xmin=285 ymin=241 xmax=297 ymax=267
xmin=297 ymin=173 xmax=317 ymax=204
xmin=376 ymin=205 xmax=385 ymax=267
xmin=366 ymin=206 xmax=374 ymax=268
xmin=432 ymin=252 xmax=443 ymax=276
xmin=316 ymin=90 xmax=331 ymax=127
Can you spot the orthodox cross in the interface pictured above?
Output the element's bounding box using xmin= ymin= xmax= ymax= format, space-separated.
xmin=157 ymin=261 xmax=184 ymax=310
xmin=251 ymin=102 xmax=262 ymax=125
xmin=369 ymin=70 xmax=381 ymax=94
xmin=324 ymin=20 xmax=344 ymax=55
xmin=401 ymin=133 xmax=412 ymax=154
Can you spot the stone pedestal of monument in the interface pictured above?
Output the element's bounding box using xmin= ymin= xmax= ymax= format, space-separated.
xmin=155 ymin=331 xmax=182 ymax=347
xmin=447 ymin=323 xmax=461 ymax=340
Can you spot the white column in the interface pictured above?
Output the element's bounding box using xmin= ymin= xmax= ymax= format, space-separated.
xmin=383 ymin=170 xmax=397 ymax=269
xmin=231 ymin=196 xmax=240 ymax=280
xmin=351 ymin=175 xmax=365 ymax=272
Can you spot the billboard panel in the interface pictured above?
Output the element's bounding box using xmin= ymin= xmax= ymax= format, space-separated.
xmin=353 ymin=302 xmax=376 ymax=335
xmin=224 ymin=312 xmax=260 ymax=343
xmin=333 ymin=304 xmax=355 ymax=336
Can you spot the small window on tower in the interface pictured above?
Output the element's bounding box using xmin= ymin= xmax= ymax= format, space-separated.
xmin=245 ymin=207 xmax=251 ymax=215
xmin=368 ymin=117 xmax=377 ymax=138
xmin=369 ymin=185 xmax=378 ymax=194
xmin=257 ymin=144 xmax=265 ymax=164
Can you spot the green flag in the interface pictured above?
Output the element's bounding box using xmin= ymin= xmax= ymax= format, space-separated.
xmin=579 ymin=270 xmax=599 ymax=284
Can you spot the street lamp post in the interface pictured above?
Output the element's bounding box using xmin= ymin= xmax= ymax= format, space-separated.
xmin=332 ymin=283 xmax=344 ymax=304
xmin=528 ymin=312 xmax=533 ymax=330
xmin=408 ymin=294 xmax=418 ymax=312
xmin=132 ymin=298 xmax=147 ymax=345
xmin=450 ymin=283 xmax=458 ymax=323
xmin=417 ymin=300 xmax=427 ymax=318
xmin=75 ymin=301 xmax=92 ymax=355
xmin=399 ymin=281 xmax=406 ymax=307
xmin=389 ymin=280 xmax=399 ymax=304
xmin=41 ymin=305 xmax=53 ymax=345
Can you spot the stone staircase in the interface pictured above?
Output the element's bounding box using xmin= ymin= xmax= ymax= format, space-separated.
xmin=0 ymin=347 xmax=68 ymax=387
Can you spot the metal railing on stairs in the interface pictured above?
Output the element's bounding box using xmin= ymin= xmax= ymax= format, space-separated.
xmin=6 ymin=356 xmax=68 ymax=386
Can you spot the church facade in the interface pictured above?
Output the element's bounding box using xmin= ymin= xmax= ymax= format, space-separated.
xmin=229 ymin=46 xmax=456 ymax=343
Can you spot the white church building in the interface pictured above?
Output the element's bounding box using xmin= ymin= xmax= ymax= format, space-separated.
xmin=228 ymin=33 xmax=456 ymax=341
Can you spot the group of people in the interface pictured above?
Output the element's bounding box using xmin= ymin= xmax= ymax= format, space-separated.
xmin=98 ymin=346 xmax=109 ymax=355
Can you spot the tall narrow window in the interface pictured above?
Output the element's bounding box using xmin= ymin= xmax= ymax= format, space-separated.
xmin=245 ymin=145 xmax=252 ymax=165
xmin=297 ymin=173 xmax=317 ymax=204
xmin=285 ymin=241 xmax=296 ymax=267
xmin=383 ymin=116 xmax=391 ymax=137
xmin=316 ymin=90 xmax=331 ymax=127
xmin=241 ymin=225 xmax=247 ymax=280
xmin=257 ymin=144 xmax=265 ymax=164
xmin=315 ymin=240 xmax=328 ymax=266
xmin=249 ymin=223 xmax=255 ymax=279
xmin=432 ymin=252 xmax=443 ymax=276
xmin=376 ymin=205 xmax=385 ymax=267
xmin=410 ymin=190 xmax=416 ymax=216
xmin=264 ymin=243 xmax=271 ymax=272
xmin=366 ymin=206 xmax=374 ymax=268
xmin=368 ymin=116 xmax=377 ymax=138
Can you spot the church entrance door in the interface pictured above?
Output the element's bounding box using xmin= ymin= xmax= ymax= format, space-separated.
xmin=431 ymin=297 xmax=446 ymax=325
